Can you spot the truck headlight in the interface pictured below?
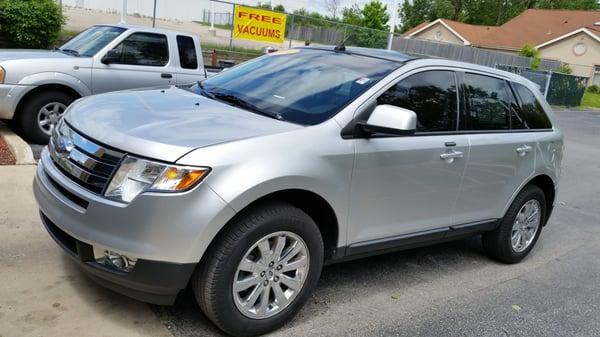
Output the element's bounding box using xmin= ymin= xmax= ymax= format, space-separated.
xmin=104 ymin=156 xmax=209 ymax=203
xmin=0 ymin=66 xmax=5 ymax=83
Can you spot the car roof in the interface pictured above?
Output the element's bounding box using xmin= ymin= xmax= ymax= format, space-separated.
xmin=300 ymin=45 xmax=417 ymax=63
xmin=94 ymin=23 xmax=195 ymax=37
xmin=302 ymin=45 xmax=538 ymax=89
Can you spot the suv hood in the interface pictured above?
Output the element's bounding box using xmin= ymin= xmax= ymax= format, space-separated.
xmin=65 ymin=87 xmax=300 ymax=162
xmin=0 ymin=50 xmax=74 ymax=62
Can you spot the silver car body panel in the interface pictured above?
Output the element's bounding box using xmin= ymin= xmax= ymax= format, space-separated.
xmin=65 ymin=87 xmax=301 ymax=162
xmin=34 ymin=55 xmax=563 ymax=269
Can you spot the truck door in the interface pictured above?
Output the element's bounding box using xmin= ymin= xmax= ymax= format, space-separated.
xmin=92 ymin=32 xmax=175 ymax=94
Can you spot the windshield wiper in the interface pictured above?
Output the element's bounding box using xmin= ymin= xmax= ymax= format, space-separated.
xmin=211 ymin=91 xmax=283 ymax=121
xmin=196 ymin=81 xmax=215 ymax=99
xmin=54 ymin=48 xmax=80 ymax=57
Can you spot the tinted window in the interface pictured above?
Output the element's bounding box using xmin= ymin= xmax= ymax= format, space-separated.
xmin=112 ymin=33 xmax=169 ymax=66
xmin=197 ymin=49 xmax=399 ymax=125
xmin=377 ymin=71 xmax=457 ymax=132
xmin=514 ymin=83 xmax=552 ymax=129
xmin=176 ymin=35 xmax=198 ymax=69
xmin=463 ymin=73 xmax=515 ymax=130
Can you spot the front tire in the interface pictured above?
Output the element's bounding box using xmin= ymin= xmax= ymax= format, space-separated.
xmin=483 ymin=185 xmax=546 ymax=264
xmin=193 ymin=202 xmax=324 ymax=337
xmin=18 ymin=90 xmax=74 ymax=144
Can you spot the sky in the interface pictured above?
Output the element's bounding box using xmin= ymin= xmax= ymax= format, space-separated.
xmin=61 ymin=0 xmax=399 ymax=25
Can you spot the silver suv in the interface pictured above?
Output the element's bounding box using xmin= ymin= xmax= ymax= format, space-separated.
xmin=33 ymin=47 xmax=563 ymax=336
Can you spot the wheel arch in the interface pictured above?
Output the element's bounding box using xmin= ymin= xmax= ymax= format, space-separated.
xmin=15 ymin=83 xmax=82 ymax=119
xmin=205 ymin=188 xmax=340 ymax=262
xmin=527 ymin=174 xmax=556 ymax=223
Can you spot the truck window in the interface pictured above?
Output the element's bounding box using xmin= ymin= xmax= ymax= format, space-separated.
xmin=176 ymin=35 xmax=198 ymax=70
xmin=113 ymin=32 xmax=169 ymax=67
xmin=514 ymin=83 xmax=553 ymax=129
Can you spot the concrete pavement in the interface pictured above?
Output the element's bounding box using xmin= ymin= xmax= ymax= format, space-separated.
xmin=0 ymin=165 xmax=171 ymax=337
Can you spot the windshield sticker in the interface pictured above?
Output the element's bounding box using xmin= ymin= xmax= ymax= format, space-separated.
xmin=355 ymin=77 xmax=371 ymax=85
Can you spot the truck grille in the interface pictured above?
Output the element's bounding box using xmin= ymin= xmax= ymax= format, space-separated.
xmin=49 ymin=124 xmax=125 ymax=194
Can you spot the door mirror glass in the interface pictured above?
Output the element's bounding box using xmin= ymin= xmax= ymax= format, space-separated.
xmin=101 ymin=49 xmax=120 ymax=64
xmin=358 ymin=104 xmax=417 ymax=137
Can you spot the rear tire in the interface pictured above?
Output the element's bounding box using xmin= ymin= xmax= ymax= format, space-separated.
xmin=18 ymin=90 xmax=74 ymax=144
xmin=193 ymin=201 xmax=324 ymax=337
xmin=483 ymin=185 xmax=546 ymax=264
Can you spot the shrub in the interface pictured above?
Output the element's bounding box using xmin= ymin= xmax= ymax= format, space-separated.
xmin=519 ymin=44 xmax=541 ymax=70
xmin=0 ymin=0 xmax=65 ymax=49
xmin=588 ymin=85 xmax=600 ymax=94
xmin=556 ymin=63 xmax=573 ymax=75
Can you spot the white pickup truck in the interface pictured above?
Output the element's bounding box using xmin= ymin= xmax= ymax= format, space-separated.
xmin=0 ymin=24 xmax=215 ymax=143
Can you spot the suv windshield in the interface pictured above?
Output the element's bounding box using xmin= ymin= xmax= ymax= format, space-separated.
xmin=59 ymin=26 xmax=126 ymax=57
xmin=193 ymin=48 xmax=400 ymax=125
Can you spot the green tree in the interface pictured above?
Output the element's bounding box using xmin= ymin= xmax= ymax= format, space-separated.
xmin=0 ymin=0 xmax=64 ymax=48
xmin=361 ymin=0 xmax=390 ymax=31
xmin=341 ymin=1 xmax=389 ymax=48
xmin=273 ymin=4 xmax=285 ymax=12
xmin=256 ymin=2 xmax=272 ymax=10
xmin=400 ymin=0 xmax=600 ymax=32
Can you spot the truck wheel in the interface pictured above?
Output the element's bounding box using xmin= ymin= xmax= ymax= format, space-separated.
xmin=193 ymin=201 xmax=324 ymax=337
xmin=482 ymin=185 xmax=546 ymax=264
xmin=19 ymin=90 xmax=74 ymax=144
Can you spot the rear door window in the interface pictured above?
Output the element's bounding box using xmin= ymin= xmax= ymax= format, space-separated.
xmin=462 ymin=73 xmax=513 ymax=131
xmin=377 ymin=70 xmax=458 ymax=132
xmin=514 ymin=83 xmax=553 ymax=129
xmin=176 ymin=35 xmax=198 ymax=69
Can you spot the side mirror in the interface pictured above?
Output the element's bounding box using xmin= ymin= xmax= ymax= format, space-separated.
xmin=357 ymin=105 xmax=417 ymax=137
xmin=101 ymin=49 xmax=120 ymax=65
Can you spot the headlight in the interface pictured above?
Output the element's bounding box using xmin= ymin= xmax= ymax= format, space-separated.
xmin=104 ymin=156 xmax=209 ymax=203
xmin=0 ymin=66 xmax=5 ymax=83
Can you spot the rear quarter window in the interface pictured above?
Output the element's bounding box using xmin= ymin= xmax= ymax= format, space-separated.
xmin=176 ymin=35 xmax=198 ymax=70
xmin=514 ymin=83 xmax=553 ymax=129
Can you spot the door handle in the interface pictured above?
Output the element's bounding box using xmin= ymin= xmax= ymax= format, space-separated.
xmin=516 ymin=145 xmax=533 ymax=156
xmin=161 ymin=73 xmax=173 ymax=79
xmin=440 ymin=150 xmax=463 ymax=161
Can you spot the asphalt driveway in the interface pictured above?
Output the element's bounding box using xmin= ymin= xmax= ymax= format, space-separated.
xmin=1 ymin=109 xmax=599 ymax=337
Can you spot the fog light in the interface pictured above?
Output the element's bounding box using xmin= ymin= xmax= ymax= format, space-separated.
xmin=93 ymin=246 xmax=137 ymax=272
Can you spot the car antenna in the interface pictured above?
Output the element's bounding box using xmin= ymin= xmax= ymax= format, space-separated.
xmin=335 ymin=27 xmax=354 ymax=52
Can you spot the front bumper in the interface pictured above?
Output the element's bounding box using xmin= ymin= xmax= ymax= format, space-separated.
xmin=0 ymin=83 xmax=33 ymax=119
xmin=34 ymin=147 xmax=236 ymax=304
xmin=40 ymin=212 xmax=195 ymax=304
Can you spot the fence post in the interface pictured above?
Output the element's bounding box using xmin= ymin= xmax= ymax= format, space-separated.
xmin=544 ymin=71 xmax=552 ymax=98
xmin=288 ymin=14 xmax=295 ymax=48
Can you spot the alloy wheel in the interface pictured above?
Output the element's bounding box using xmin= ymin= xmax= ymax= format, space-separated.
xmin=232 ymin=231 xmax=309 ymax=319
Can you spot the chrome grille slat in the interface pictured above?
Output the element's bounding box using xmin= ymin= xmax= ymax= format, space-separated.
xmin=68 ymin=148 xmax=114 ymax=177
xmin=71 ymin=132 xmax=124 ymax=164
xmin=49 ymin=125 xmax=124 ymax=194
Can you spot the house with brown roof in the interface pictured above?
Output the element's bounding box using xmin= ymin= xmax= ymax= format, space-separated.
xmin=404 ymin=9 xmax=600 ymax=85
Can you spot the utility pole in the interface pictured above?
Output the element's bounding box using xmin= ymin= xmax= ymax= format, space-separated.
xmin=152 ymin=0 xmax=157 ymax=28
xmin=387 ymin=0 xmax=399 ymax=50
xmin=120 ymin=0 xmax=127 ymax=23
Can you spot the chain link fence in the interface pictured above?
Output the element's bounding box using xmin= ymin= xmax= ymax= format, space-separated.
xmin=497 ymin=65 xmax=588 ymax=107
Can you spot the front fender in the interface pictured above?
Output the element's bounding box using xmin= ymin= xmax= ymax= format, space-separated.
xmin=18 ymin=72 xmax=92 ymax=97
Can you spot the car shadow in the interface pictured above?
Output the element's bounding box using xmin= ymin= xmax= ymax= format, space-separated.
xmin=149 ymin=235 xmax=492 ymax=336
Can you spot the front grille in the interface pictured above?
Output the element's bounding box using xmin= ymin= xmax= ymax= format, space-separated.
xmin=49 ymin=125 xmax=125 ymax=194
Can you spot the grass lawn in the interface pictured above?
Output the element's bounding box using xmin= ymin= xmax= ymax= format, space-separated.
xmin=581 ymin=92 xmax=600 ymax=109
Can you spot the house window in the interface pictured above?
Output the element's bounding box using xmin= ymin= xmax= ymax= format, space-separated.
xmin=593 ymin=66 xmax=600 ymax=86
xmin=573 ymin=42 xmax=587 ymax=56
